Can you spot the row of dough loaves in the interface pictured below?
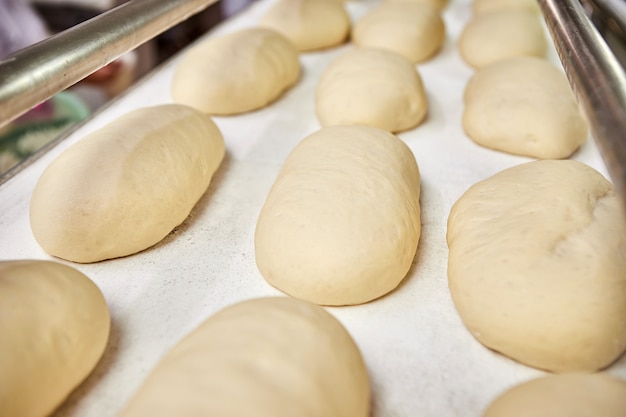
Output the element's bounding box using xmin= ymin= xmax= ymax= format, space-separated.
xmin=459 ymin=0 xmax=588 ymax=158
xmin=257 ymin=0 xmax=448 ymax=60
xmin=447 ymin=0 xmax=626 ymax=392
xmin=172 ymin=0 xmax=446 ymax=132
xmin=28 ymin=0 xmax=451 ymax=263
xmin=5 ymin=260 xmax=623 ymax=417
xmin=4 ymin=260 xmax=625 ymax=415
xmin=0 ymin=260 xmax=371 ymax=417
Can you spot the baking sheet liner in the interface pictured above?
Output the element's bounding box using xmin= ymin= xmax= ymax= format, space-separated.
xmin=0 ymin=0 xmax=624 ymax=416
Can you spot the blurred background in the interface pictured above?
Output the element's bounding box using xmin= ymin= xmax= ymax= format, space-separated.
xmin=0 ymin=0 xmax=256 ymax=175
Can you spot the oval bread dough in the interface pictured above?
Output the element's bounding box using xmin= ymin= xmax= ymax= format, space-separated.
xmin=259 ymin=0 xmax=350 ymax=51
xmin=484 ymin=374 xmax=626 ymax=417
xmin=385 ymin=0 xmax=449 ymax=11
xmin=459 ymin=10 xmax=546 ymax=68
xmin=172 ymin=28 xmax=300 ymax=114
xmin=463 ymin=56 xmax=588 ymax=159
xmin=352 ymin=2 xmax=445 ymax=63
xmin=30 ymin=104 xmax=225 ymax=263
xmin=0 ymin=260 xmax=110 ymax=417
xmin=447 ymin=160 xmax=626 ymax=373
xmin=473 ymin=0 xmax=540 ymax=15
xmin=255 ymin=125 xmax=421 ymax=306
xmin=119 ymin=297 xmax=370 ymax=417
xmin=316 ymin=47 xmax=428 ymax=132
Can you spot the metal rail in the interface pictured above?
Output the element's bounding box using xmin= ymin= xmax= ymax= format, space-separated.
xmin=0 ymin=0 xmax=218 ymax=127
xmin=539 ymin=0 xmax=626 ymax=211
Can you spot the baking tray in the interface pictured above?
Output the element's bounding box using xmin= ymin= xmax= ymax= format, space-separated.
xmin=1 ymin=0 xmax=624 ymax=416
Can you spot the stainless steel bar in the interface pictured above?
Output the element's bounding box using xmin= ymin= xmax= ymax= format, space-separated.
xmin=538 ymin=0 xmax=626 ymax=211
xmin=0 ymin=0 xmax=218 ymax=127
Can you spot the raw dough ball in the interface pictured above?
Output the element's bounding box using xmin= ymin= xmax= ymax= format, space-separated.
xmin=463 ymin=56 xmax=588 ymax=159
xmin=385 ymin=0 xmax=449 ymax=11
xmin=316 ymin=47 xmax=427 ymax=132
xmin=352 ymin=2 xmax=445 ymax=63
xmin=119 ymin=297 xmax=370 ymax=417
xmin=459 ymin=10 xmax=546 ymax=68
xmin=0 ymin=260 xmax=110 ymax=417
xmin=260 ymin=0 xmax=350 ymax=51
xmin=255 ymin=125 xmax=421 ymax=306
xmin=172 ymin=28 xmax=300 ymax=114
xmin=447 ymin=160 xmax=626 ymax=373
xmin=473 ymin=0 xmax=540 ymax=15
xmin=30 ymin=104 xmax=225 ymax=263
xmin=484 ymin=374 xmax=626 ymax=417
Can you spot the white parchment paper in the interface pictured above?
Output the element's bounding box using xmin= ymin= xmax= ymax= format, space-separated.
xmin=1 ymin=0 xmax=624 ymax=416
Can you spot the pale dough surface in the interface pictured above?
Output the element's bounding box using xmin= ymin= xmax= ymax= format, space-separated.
xmin=30 ymin=104 xmax=225 ymax=263
xmin=260 ymin=0 xmax=350 ymax=51
xmin=119 ymin=297 xmax=370 ymax=417
xmin=459 ymin=9 xmax=546 ymax=68
xmin=172 ymin=28 xmax=300 ymax=114
xmin=316 ymin=47 xmax=427 ymax=133
xmin=0 ymin=260 xmax=110 ymax=417
xmin=463 ymin=56 xmax=588 ymax=159
xmin=352 ymin=2 xmax=445 ymax=63
xmin=483 ymin=374 xmax=626 ymax=417
xmin=385 ymin=0 xmax=449 ymax=11
xmin=447 ymin=160 xmax=626 ymax=373
xmin=255 ymin=125 xmax=421 ymax=306
xmin=473 ymin=0 xmax=540 ymax=14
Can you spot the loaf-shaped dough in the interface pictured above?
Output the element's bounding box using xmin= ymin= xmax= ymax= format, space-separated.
xmin=30 ymin=104 xmax=225 ymax=263
xmin=483 ymin=374 xmax=626 ymax=417
xmin=260 ymin=0 xmax=350 ymax=51
xmin=352 ymin=2 xmax=445 ymax=63
xmin=0 ymin=260 xmax=110 ymax=417
xmin=255 ymin=125 xmax=421 ymax=306
xmin=473 ymin=0 xmax=540 ymax=15
xmin=459 ymin=10 xmax=546 ymax=68
xmin=172 ymin=28 xmax=300 ymax=114
xmin=386 ymin=0 xmax=449 ymax=11
xmin=119 ymin=297 xmax=370 ymax=417
xmin=463 ymin=57 xmax=588 ymax=159
xmin=316 ymin=48 xmax=427 ymax=132
xmin=447 ymin=160 xmax=626 ymax=372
